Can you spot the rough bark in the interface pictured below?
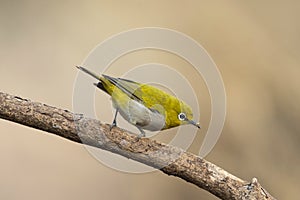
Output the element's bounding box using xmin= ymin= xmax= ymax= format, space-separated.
xmin=0 ymin=91 xmax=276 ymax=200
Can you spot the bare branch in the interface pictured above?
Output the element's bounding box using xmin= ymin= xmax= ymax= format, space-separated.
xmin=0 ymin=91 xmax=276 ymax=200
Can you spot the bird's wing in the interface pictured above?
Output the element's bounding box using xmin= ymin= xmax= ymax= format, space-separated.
xmin=102 ymin=75 xmax=172 ymax=116
xmin=102 ymin=75 xmax=144 ymax=103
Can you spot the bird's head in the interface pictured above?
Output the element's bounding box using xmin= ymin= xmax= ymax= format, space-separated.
xmin=177 ymin=101 xmax=200 ymax=129
xmin=164 ymin=100 xmax=200 ymax=129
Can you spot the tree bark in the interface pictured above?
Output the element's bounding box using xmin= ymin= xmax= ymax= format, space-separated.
xmin=0 ymin=91 xmax=276 ymax=200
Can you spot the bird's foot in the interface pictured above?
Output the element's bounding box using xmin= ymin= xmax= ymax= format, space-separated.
xmin=137 ymin=127 xmax=146 ymax=138
xmin=109 ymin=121 xmax=117 ymax=131
xmin=109 ymin=109 xmax=118 ymax=131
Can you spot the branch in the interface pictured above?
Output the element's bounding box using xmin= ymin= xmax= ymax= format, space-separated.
xmin=0 ymin=91 xmax=276 ymax=200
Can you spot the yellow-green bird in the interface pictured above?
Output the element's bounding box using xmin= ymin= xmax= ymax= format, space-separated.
xmin=77 ymin=66 xmax=200 ymax=137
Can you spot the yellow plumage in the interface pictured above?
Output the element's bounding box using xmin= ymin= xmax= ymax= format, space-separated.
xmin=77 ymin=66 xmax=200 ymax=137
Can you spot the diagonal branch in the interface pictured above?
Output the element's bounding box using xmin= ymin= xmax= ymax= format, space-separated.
xmin=0 ymin=91 xmax=276 ymax=200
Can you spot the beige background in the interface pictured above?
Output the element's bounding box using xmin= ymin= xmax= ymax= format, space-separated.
xmin=1 ymin=1 xmax=299 ymax=199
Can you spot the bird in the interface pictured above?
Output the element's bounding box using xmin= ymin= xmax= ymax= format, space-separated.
xmin=76 ymin=66 xmax=200 ymax=137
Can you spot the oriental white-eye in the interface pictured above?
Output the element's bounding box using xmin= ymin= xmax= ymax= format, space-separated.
xmin=77 ymin=66 xmax=200 ymax=137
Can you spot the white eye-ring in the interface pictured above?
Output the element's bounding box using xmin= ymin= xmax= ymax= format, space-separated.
xmin=178 ymin=113 xmax=186 ymax=121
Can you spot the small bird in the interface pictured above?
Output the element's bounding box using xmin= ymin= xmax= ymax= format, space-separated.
xmin=77 ymin=66 xmax=200 ymax=137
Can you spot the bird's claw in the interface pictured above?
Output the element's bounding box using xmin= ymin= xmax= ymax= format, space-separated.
xmin=109 ymin=121 xmax=117 ymax=131
xmin=137 ymin=132 xmax=145 ymax=138
xmin=137 ymin=127 xmax=146 ymax=138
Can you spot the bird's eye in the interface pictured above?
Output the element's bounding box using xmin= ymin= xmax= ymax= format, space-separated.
xmin=178 ymin=113 xmax=186 ymax=121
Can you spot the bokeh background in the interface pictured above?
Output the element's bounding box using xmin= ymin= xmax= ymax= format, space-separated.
xmin=0 ymin=1 xmax=299 ymax=199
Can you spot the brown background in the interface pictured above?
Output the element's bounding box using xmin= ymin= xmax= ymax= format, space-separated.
xmin=0 ymin=1 xmax=299 ymax=199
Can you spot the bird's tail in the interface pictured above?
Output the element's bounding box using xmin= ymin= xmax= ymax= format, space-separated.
xmin=76 ymin=66 xmax=111 ymax=94
xmin=76 ymin=66 xmax=101 ymax=80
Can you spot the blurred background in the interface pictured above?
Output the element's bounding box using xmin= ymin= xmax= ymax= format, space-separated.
xmin=0 ymin=0 xmax=299 ymax=199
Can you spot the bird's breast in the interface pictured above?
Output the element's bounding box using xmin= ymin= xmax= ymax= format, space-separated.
xmin=114 ymin=99 xmax=165 ymax=131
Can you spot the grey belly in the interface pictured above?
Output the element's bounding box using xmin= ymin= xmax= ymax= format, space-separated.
xmin=115 ymin=99 xmax=165 ymax=131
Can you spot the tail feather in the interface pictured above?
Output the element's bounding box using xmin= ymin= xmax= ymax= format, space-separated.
xmin=94 ymin=82 xmax=109 ymax=94
xmin=76 ymin=66 xmax=101 ymax=80
xmin=76 ymin=66 xmax=109 ymax=94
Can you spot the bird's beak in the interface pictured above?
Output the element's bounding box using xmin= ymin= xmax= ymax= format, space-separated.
xmin=188 ymin=120 xmax=201 ymax=129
